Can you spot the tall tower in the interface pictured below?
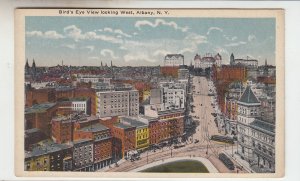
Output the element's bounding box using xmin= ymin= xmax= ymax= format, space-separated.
xmin=230 ymin=53 xmax=235 ymax=65
xmin=25 ymin=58 xmax=30 ymax=75
xmin=237 ymin=86 xmax=261 ymax=161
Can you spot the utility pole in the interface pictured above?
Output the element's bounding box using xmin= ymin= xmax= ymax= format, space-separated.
xmin=232 ymin=142 xmax=234 ymax=157
xmin=147 ymin=150 xmax=149 ymax=164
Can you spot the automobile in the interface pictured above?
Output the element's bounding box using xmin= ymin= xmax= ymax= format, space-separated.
xmin=194 ymin=139 xmax=200 ymax=143
xmin=200 ymin=104 xmax=203 ymax=106
xmin=174 ymin=144 xmax=185 ymax=149
xmin=219 ymin=153 xmax=235 ymax=170
xmin=211 ymin=135 xmax=234 ymax=144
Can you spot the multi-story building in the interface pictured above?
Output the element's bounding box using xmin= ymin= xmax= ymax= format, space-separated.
xmin=25 ymin=103 xmax=58 ymax=136
xmin=76 ymin=74 xmax=111 ymax=84
xmin=25 ymin=87 xmax=56 ymax=107
xmin=51 ymin=116 xmax=74 ymax=144
xmin=120 ymin=117 xmax=149 ymax=151
xmin=111 ymin=123 xmax=136 ymax=159
xmin=159 ymin=81 xmax=186 ymax=111
xmin=178 ymin=67 xmax=189 ymax=80
xmin=194 ymin=53 xmax=222 ymax=69
xmin=144 ymin=106 xmax=185 ymax=143
xmin=230 ymin=53 xmax=258 ymax=69
xmin=164 ymin=54 xmax=184 ymax=67
xmin=95 ymin=84 xmax=139 ymax=118
xmin=139 ymin=115 xmax=160 ymax=145
xmin=73 ymin=123 xmax=112 ymax=170
xmin=237 ymin=86 xmax=275 ymax=173
xmin=25 ymin=128 xmax=47 ymax=151
xmin=57 ymin=97 xmax=91 ymax=115
xmin=25 ymin=140 xmax=73 ymax=171
xmin=72 ymin=139 xmax=94 ymax=171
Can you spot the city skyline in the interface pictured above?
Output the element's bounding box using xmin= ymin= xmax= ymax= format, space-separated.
xmin=26 ymin=17 xmax=275 ymax=67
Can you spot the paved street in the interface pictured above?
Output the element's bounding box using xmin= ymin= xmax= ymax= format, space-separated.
xmin=104 ymin=76 xmax=247 ymax=173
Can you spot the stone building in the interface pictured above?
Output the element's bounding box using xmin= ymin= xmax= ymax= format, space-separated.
xmin=237 ymin=86 xmax=275 ymax=173
xmin=95 ymin=84 xmax=139 ymax=118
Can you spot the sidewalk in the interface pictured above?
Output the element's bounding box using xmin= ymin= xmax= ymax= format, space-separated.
xmin=223 ymin=149 xmax=255 ymax=173
xmin=96 ymin=159 xmax=127 ymax=172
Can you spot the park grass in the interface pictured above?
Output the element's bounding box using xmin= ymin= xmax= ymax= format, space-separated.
xmin=141 ymin=160 xmax=209 ymax=173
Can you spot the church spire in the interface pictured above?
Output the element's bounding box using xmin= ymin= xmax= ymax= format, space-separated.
xmin=25 ymin=58 xmax=29 ymax=68
xmin=230 ymin=53 xmax=235 ymax=65
xmin=265 ymin=59 xmax=268 ymax=66
xmin=32 ymin=59 xmax=36 ymax=68
xmin=111 ymin=60 xmax=113 ymax=67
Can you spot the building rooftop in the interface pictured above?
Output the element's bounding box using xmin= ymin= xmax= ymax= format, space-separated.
xmin=25 ymin=128 xmax=41 ymax=134
xmin=69 ymin=97 xmax=89 ymax=102
xmin=25 ymin=140 xmax=72 ymax=159
xmin=78 ymin=123 xmax=109 ymax=133
xmin=165 ymin=54 xmax=184 ymax=59
xmin=73 ymin=139 xmax=93 ymax=145
xmin=120 ymin=117 xmax=148 ymax=128
xmin=250 ymin=119 xmax=275 ymax=134
xmin=25 ymin=102 xmax=57 ymax=114
xmin=158 ymin=108 xmax=185 ymax=116
xmin=114 ymin=122 xmax=135 ymax=130
xmin=52 ymin=114 xmax=99 ymax=123
xmin=239 ymin=86 xmax=260 ymax=104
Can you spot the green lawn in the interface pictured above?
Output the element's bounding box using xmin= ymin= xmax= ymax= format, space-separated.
xmin=141 ymin=160 xmax=209 ymax=173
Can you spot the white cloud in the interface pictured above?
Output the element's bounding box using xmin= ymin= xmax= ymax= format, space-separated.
xmin=135 ymin=19 xmax=189 ymax=32
xmin=124 ymin=53 xmax=156 ymax=63
xmin=184 ymin=33 xmax=207 ymax=44
xmin=100 ymin=49 xmax=119 ymax=59
xmin=224 ymin=41 xmax=247 ymax=47
xmin=83 ymin=45 xmax=94 ymax=52
xmin=224 ymin=35 xmax=237 ymax=41
xmin=61 ymin=44 xmax=76 ymax=49
xmin=63 ymin=25 xmax=122 ymax=44
xmin=26 ymin=30 xmax=64 ymax=39
xmin=88 ymin=56 xmax=99 ymax=60
xmin=102 ymin=27 xmax=132 ymax=38
xmin=207 ymin=27 xmax=223 ymax=35
xmin=153 ymin=49 xmax=172 ymax=57
xmin=179 ymin=48 xmax=194 ymax=54
xmin=119 ymin=32 xmax=207 ymax=64
xmin=248 ymin=34 xmax=256 ymax=42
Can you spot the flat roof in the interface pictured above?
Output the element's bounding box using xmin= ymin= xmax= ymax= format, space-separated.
xmin=25 ymin=140 xmax=72 ymax=159
xmin=25 ymin=102 xmax=57 ymax=114
xmin=114 ymin=122 xmax=135 ymax=130
xmin=79 ymin=123 xmax=109 ymax=133
xmin=250 ymin=119 xmax=275 ymax=134
xmin=158 ymin=108 xmax=185 ymax=115
xmin=25 ymin=128 xmax=41 ymax=134
xmin=120 ymin=117 xmax=147 ymax=127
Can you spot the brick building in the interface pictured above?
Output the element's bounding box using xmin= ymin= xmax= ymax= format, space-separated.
xmin=111 ymin=123 xmax=136 ymax=159
xmin=73 ymin=123 xmax=112 ymax=170
xmin=25 ymin=103 xmax=58 ymax=136
xmin=144 ymin=106 xmax=185 ymax=143
xmin=25 ymin=87 xmax=56 ymax=107
xmin=51 ymin=116 xmax=74 ymax=144
xmin=25 ymin=128 xmax=47 ymax=151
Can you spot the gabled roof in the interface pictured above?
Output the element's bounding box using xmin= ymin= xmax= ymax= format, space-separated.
xmin=239 ymin=86 xmax=260 ymax=104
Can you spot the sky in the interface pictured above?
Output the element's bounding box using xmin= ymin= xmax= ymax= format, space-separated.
xmin=25 ymin=16 xmax=275 ymax=67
